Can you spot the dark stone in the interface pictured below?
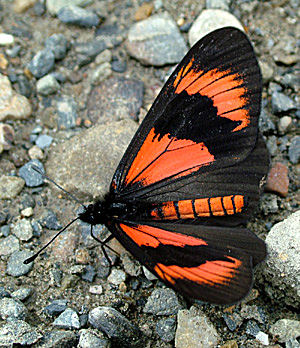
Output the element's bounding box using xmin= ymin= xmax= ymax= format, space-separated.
xmin=37 ymin=330 xmax=78 ymax=347
xmin=271 ymin=91 xmax=297 ymax=114
xmin=81 ymin=265 xmax=96 ymax=282
xmin=111 ymin=59 xmax=127 ymax=73
xmin=245 ymin=320 xmax=260 ymax=337
xmin=19 ymin=159 xmax=44 ymax=187
xmin=21 ymin=192 xmax=36 ymax=209
xmin=0 ymin=287 xmax=11 ymax=299
xmin=44 ymin=299 xmax=68 ymax=317
xmin=58 ymin=6 xmax=99 ymax=27
xmin=288 ymin=136 xmax=300 ymax=164
xmin=74 ymin=39 xmax=107 ymax=62
xmin=95 ymin=24 xmax=124 ymax=47
xmin=156 ymin=317 xmax=176 ymax=342
xmin=28 ymin=49 xmax=55 ymax=78
xmin=39 ymin=209 xmax=62 ymax=230
xmin=143 ymin=288 xmax=181 ymax=315
xmin=16 ymin=74 xmax=32 ymax=98
xmin=45 ymin=33 xmax=69 ymax=60
xmin=259 ymin=109 xmax=276 ymax=134
xmin=34 ymin=1 xmax=46 ymax=16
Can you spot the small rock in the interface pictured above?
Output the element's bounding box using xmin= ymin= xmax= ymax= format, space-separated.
xmin=143 ymin=288 xmax=181 ymax=315
xmin=134 ymin=2 xmax=154 ymax=21
xmin=0 ymin=74 xmax=32 ymax=121
xmin=90 ymin=62 xmax=112 ymax=85
xmin=36 ymin=74 xmax=60 ymax=95
xmin=45 ymin=33 xmax=68 ymax=60
xmin=56 ymin=96 xmax=77 ymax=129
xmin=175 ymin=306 xmax=219 ymax=347
xmin=122 ymin=253 xmax=142 ymax=276
xmin=78 ymin=329 xmax=110 ymax=348
xmin=21 ymin=207 xmax=34 ymax=217
xmin=81 ymin=265 xmax=96 ymax=282
xmin=95 ymin=49 xmax=112 ymax=65
xmin=245 ymin=320 xmax=260 ymax=337
xmin=255 ymin=331 xmax=269 ymax=346
xmin=0 ymin=225 xmax=10 ymax=237
xmin=0 ymin=175 xmax=24 ymax=199
xmin=28 ymin=145 xmax=44 ymax=160
xmin=108 ymin=268 xmax=126 ymax=286
xmin=46 ymin=0 xmax=93 ymax=16
xmin=35 ymin=134 xmax=53 ymax=149
xmin=13 ymin=0 xmax=36 ymax=13
xmin=0 ymin=319 xmax=42 ymax=346
xmin=126 ymin=12 xmax=187 ymax=66
xmin=270 ymin=319 xmax=300 ymax=343
xmin=274 ymin=52 xmax=299 ymax=66
xmin=289 ymin=136 xmax=300 ymax=164
xmin=0 ymin=235 xmax=20 ymax=256
xmin=19 ymin=159 xmax=44 ymax=187
xmin=271 ymin=91 xmax=297 ymax=114
xmin=266 ymin=135 xmax=277 ymax=157
xmin=206 ymin=0 xmax=231 ymax=10
xmin=6 ymin=44 xmax=21 ymax=58
xmin=0 ymin=123 xmax=15 ymax=150
xmin=89 ymin=306 xmax=143 ymax=347
xmin=53 ymin=308 xmax=81 ymax=329
xmin=58 ymin=5 xmax=99 ymax=27
xmin=95 ymin=24 xmax=124 ymax=48
xmin=265 ymin=162 xmax=289 ymax=197
xmin=39 ymin=209 xmax=62 ymax=230
xmin=111 ymin=59 xmax=127 ymax=73
xmin=34 ymin=0 xmax=46 ymax=15
xmin=75 ymin=39 xmax=107 ymax=65
xmin=39 ymin=330 xmax=78 ymax=347
xmin=0 ymin=287 xmax=11 ymax=298
xmin=278 ymin=115 xmax=293 ymax=134
xmin=0 ymin=297 xmax=27 ymax=320
xmin=259 ymin=60 xmax=274 ymax=83
xmin=143 ymin=266 xmax=157 ymax=280
xmin=12 ymin=219 xmax=33 ymax=241
xmin=28 ymin=49 xmax=55 ymax=78
xmin=264 ymin=211 xmax=300 ymax=308
xmin=188 ymin=9 xmax=244 ymax=46
xmin=16 ymin=74 xmax=32 ymax=98
xmin=6 ymin=250 xmax=34 ymax=276
xmin=11 ymin=287 xmax=33 ymax=301
xmin=240 ymin=305 xmax=266 ymax=324
xmin=0 ymin=33 xmax=15 ymax=46
xmin=223 ymin=313 xmax=243 ymax=331
xmin=89 ymin=285 xmax=103 ymax=295
xmin=44 ymin=299 xmax=68 ymax=316
xmin=260 ymin=194 xmax=278 ymax=215
xmin=156 ymin=317 xmax=176 ymax=342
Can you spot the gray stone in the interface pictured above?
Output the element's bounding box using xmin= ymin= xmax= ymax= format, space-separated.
xmin=46 ymin=120 xmax=137 ymax=200
xmin=188 ymin=9 xmax=244 ymax=46
xmin=259 ymin=60 xmax=274 ymax=83
xmin=0 ymin=175 xmax=24 ymax=199
xmin=259 ymin=109 xmax=276 ymax=134
xmin=245 ymin=320 xmax=260 ymax=337
xmin=121 ymin=253 xmax=142 ymax=277
xmin=278 ymin=116 xmax=292 ymax=134
xmin=35 ymin=134 xmax=53 ymax=149
xmin=28 ymin=49 xmax=55 ymax=78
xmin=19 ymin=159 xmax=44 ymax=187
xmin=6 ymin=250 xmax=34 ymax=276
xmin=223 ymin=312 xmax=243 ymax=331
xmin=87 ymin=76 xmax=143 ymax=124
xmin=36 ymin=75 xmax=60 ymax=95
xmin=271 ymin=91 xmax=297 ymax=114
xmin=0 ymin=235 xmax=19 ymax=256
xmin=240 ymin=305 xmax=266 ymax=324
xmin=266 ymin=135 xmax=278 ymax=157
xmin=11 ymin=287 xmax=33 ymax=301
xmin=78 ymin=329 xmax=110 ymax=348
xmin=56 ymin=96 xmax=77 ymax=129
xmin=143 ymin=288 xmax=181 ymax=315
xmin=37 ymin=330 xmax=77 ymax=347
xmin=156 ymin=317 xmax=176 ymax=342
xmin=126 ymin=12 xmax=187 ymax=66
xmin=206 ymin=0 xmax=231 ymax=11
xmin=264 ymin=211 xmax=300 ymax=308
xmin=75 ymin=39 xmax=107 ymax=61
xmin=175 ymin=306 xmax=219 ymax=347
xmin=12 ymin=219 xmax=33 ymax=241
xmin=46 ymin=0 xmax=93 ymax=15
xmin=0 ymin=74 xmax=32 ymax=121
xmin=53 ymin=308 xmax=81 ymax=329
xmin=45 ymin=33 xmax=68 ymax=60
xmin=289 ymin=136 xmax=300 ymax=164
xmin=0 ymin=297 xmax=27 ymax=320
xmin=0 ymin=123 xmax=15 ymax=150
xmin=58 ymin=5 xmax=99 ymax=27
xmin=90 ymin=62 xmax=112 ymax=85
xmin=89 ymin=306 xmax=143 ymax=347
xmin=39 ymin=209 xmax=62 ymax=230
xmin=260 ymin=194 xmax=278 ymax=215
xmin=270 ymin=319 xmax=300 ymax=343
xmin=107 ymin=269 xmax=126 ymax=286
xmin=44 ymin=299 xmax=68 ymax=316
xmin=0 ymin=319 xmax=42 ymax=346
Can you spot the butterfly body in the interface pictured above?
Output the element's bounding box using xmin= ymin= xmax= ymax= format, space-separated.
xmin=77 ymin=27 xmax=269 ymax=305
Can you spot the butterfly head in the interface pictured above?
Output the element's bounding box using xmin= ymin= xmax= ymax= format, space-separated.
xmin=78 ymin=201 xmax=106 ymax=225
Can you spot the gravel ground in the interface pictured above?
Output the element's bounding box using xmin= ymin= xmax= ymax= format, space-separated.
xmin=0 ymin=0 xmax=299 ymax=347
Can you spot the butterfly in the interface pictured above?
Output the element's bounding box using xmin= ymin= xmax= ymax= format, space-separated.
xmin=28 ymin=27 xmax=269 ymax=305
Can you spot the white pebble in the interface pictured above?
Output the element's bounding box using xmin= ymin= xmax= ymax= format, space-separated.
xmin=0 ymin=33 xmax=14 ymax=46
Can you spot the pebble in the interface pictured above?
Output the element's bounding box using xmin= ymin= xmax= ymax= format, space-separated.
xmin=36 ymin=74 xmax=60 ymax=95
xmin=38 ymin=330 xmax=77 ymax=347
xmin=75 ymin=39 xmax=107 ymax=66
xmin=240 ymin=305 xmax=266 ymax=324
xmin=16 ymin=74 xmax=32 ymax=98
xmin=0 ymin=123 xmax=15 ymax=150
xmin=156 ymin=317 xmax=176 ymax=342
xmin=264 ymin=210 xmax=300 ymax=308
xmin=0 ymin=225 xmax=10 ymax=237
xmin=88 ymin=306 xmax=143 ymax=347
xmin=223 ymin=313 xmax=243 ymax=331
xmin=89 ymin=285 xmax=103 ymax=295
xmin=58 ymin=5 xmax=99 ymax=27
xmin=143 ymin=266 xmax=158 ymax=280
xmin=81 ymin=265 xmax=96 ymax=282
xmin=111 ymin=59 xmax=127 ymax=73
xmin=95 ymin=49 xmax=112 ymax=65
xmin=0 ymin=74 xmax=32 ymax=121
xmin=245 ymin=320 xmax=260 ymax=337
xmin=0 ymin=297 xmax=28 ymax=320
xmin=0 ymin=235 xmax=20 ymax=256
xmin=12 ymin=219 xmax=33 ymax=241
xmin=265 ymin=162 xmax=289 ymax=197
xmin=19 ymin=159 xmax=44 ymax=187
xmin=188 ymin=9 xmax=244 ymax=46
xmin=78 ymin=329 xmax=110 ymax=348
xmin=28 ymin=145 xmax=44 ymax=160
xmin=34 ymin=0 xmax=46 ymax=15
xmin=0 ymin=287 xmax=11 ymax=298
xmin=39 ymin=209 xmax=61 ymax=230
xmin=11 ymin=287 xmax=33 ymax=301
xmin=13 ymin=0 xmax=36 ymax=13
xmin=126 ymin=12 xmax=187 ymax=66
xmin=0 ymin=33 xmax=14 ymax=46
xmin=45 ymin=33 xmax=68 ymax=60
xmin=21 ymin=207 xmax=34 ymax=217
xmin=206 ymin=0 xmax=231 ymax=11
xmin=107 ymin=268 xmax=126 ymax=286
xmin=266 ymin=135 xmax=277 ymax=157
xmin=44 ymin=299 xmax=68 ymax=316
xmin=53 ymin=308 xmax=81 ymax=329
xmin=28 ymin=49 xmax=55 ymax=78
xmin=89 ymin=62 xmax=112 ymax=85
xmin=46 ymin=0 xmax=93 ymax=15
xmin=175 ymin=306 xmax=219 ymax=347
xmin=0 ymin=319 xmax=42 ymax=346
xmin=122 ymin=253 xmax=142 ymax=277
xmin=143 ymin=288 xmax=181 ymax=316
xmin=260 ymin=194 xmax=278 ymax=215
xmin=56 ymin=96 xmax=78 ymax=129
xmin=6 ymin=44 xmax=21 ymax=58
xmin=259 ymin=60 xmax=274 ymax=83
xmin=95 ymin=24 xmax=124 ymax=48
xmin=87 ymin=77 xmax=143 ymax=124
xmin=271 ymin=91 xmax=297 ymax=114
xmin=288 ymin=136 xmax=300 ymax=164
xmin=20 ymin=192 xmax=36 ymax=209
xmin=255 ymin=331 xmax=269 ymax=346
xmin=0 ymin=175 xmax=24 ymax=199
xmin=6 ymin=249 xmax=34 ymax=276
xmin=35 ymin=134 xmax=53 ymax=149
xmin=269 ymin=319 xmax=300 ymax=343
xmin=278 ymin=115 xmax=293 ymax=134
xmin=134 ymin=2 xmax=154 ymax=21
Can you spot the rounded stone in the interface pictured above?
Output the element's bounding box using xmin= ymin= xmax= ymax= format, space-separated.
xmin=6 ymin=250 xmax=34 ymax=277
xmin=0 ymin=175 xmax=24 ymax=199
xmin=0 ymin=297 xmax=27 ymax=320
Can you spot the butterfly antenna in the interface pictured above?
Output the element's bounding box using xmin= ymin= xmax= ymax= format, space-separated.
xmin=31 ymin=165 xmax=85 ymax=208
xmin=24 ymin=217 xmax=79 ymax=264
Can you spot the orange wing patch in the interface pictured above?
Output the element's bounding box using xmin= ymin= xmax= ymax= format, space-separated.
xmin=154 ymin=256 xmax=242 ymax=287
xmin=124 ymin=128 xmax=215 ymax=187
xmin=173 ymin=63 xmax=249 ymax=132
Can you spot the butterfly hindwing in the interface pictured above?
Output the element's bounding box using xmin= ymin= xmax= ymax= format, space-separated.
xmin=111 ymin=27 xmax=262 ymax=196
